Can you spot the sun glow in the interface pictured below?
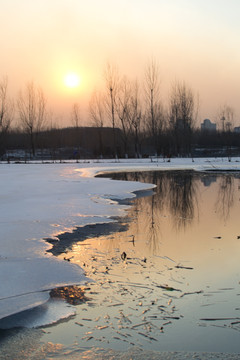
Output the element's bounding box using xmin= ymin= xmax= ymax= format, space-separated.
xmin=64 ymin=72 xmax=81 ymax=88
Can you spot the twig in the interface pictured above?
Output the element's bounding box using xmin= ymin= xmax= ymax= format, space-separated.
xmin=131 ymin=322 xmax=150 ymax=329
xmin=200 ymin=317 xmax=240 ymax=321
xmin=138 ymin=332 xmax=157 ymax=341
xmin=175 ymin=265 xmax=193 ymax=270
xmin=180 ymin=290 xmax=203 ymax=298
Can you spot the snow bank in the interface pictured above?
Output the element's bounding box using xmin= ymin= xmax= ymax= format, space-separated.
xmin=0 ymin=161 xmax=154 ymax=322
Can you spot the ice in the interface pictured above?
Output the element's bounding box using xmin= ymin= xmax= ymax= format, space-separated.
xmin=0 ymin=256 xmax=86 ymax=319
xmin=0 ymin=158 xmax=240 ymax=324
xmin=0 ymin=298 xmax=76 ymax=329
xmin=0 ymin=161 xmax=155 ymax=323
xmin=0 ymin=292 xmax=50 ymax=323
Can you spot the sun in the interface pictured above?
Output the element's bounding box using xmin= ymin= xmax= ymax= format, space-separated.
xmin=64 ymin=72 xmax=81 ymax=88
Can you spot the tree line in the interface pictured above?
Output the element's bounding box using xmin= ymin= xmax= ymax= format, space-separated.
xmin=1 ymin=60 xmax=239 ymax=160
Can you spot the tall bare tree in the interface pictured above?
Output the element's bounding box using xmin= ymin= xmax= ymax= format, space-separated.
xmin=0 ymin=77 xmax=14 ymax=156
xmin=89 ymin=90 xmax=105 ymax=128
xmin=144 ymin=58 xmax=162 ymax=155
xmin=128 ymin=80 xmax=142 ymax=158
xmin=18 ymin=81 xmax=47 ymax=157
xmin=217 ymin=104 xmax=234 ymax=132
xmin=71 ymin=102 xmax=81 ymax=128
xmin=70 ymin=102 xmax=81 ymax=159
xmin=169 ymin=80 xmax=198 ymax=156
xmin=104 ymin=62 xmax=119 ymax=157
xmin=216 ymin=104 xmax=235 ymax=160
xmin=89 ymin=90 xmax=105 ymax=156
xmin=115 ymin=76 xmax=132 ymax=157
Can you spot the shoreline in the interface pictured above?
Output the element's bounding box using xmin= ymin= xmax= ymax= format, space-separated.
xmin=46 ymin=185 xmax=155 ymax=257
xmin=46 ymin=216 xmax=130 ymax=257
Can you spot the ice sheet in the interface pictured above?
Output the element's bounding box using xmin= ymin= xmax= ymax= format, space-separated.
xmin=0 ymin=257 xmax=86 ymax=319
xmin=0 ymin=161 xmax=154 ymax=322
xmin=0 ymin=298 xmax=76 ymax=329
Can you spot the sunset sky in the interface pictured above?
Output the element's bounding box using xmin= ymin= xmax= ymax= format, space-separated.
xmin=1 ymin=0 xmax=240 ymax=127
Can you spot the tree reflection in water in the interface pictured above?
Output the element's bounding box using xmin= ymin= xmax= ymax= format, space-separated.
xmin=108 ymin=171 xmax=199 ymax=253
xmin=215 ymin=174 xmax=234 ymax=222
xmin=108 ymin=170 xmax=240 ymax=253
xmin=167 ymin=171 xmax=199 ymax=230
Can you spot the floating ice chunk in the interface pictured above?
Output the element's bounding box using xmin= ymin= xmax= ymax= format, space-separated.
xmin=0 ymin=298 xmax=76 ymax=329
xmin=0 ymin=292 xmax=50 ymax=323
xmin=0 ymin=257 xmax=87 ymax=320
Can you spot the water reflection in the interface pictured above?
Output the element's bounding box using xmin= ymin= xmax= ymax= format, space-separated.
xmin=200 ymin=174 xmax=217 ymax=187
xmin=168 ymin=172 xmax=198 ymax=230
xmin=109 ymin=171 xmax=200 ymax=254
xmin=46 ymin=171 xmax=240 ymax=259
xmin=215 ymin=174 xmax=234 ymax=222
xmin=110 ymin=171 xmax=239 ymax=235
xmin=42 ymin=171 xmax=240 ymax=355
xmin=47 ymin=170 xmax=240 ymax=261
xmin=46 ymin=171 xmax=239 ymax=255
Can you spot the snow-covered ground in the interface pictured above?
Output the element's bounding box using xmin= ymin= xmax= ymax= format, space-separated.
xmin=1 ymin=157 xmax=240 ymax=323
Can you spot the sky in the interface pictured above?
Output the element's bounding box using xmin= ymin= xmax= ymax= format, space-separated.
xmin=1 ymin=0 xmax=240 ymax=127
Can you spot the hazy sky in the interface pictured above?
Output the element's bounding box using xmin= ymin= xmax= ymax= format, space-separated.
xmin=1 ymin=0 xmax=240 ymax=127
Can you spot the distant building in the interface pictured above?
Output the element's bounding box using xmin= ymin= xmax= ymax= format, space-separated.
xmin=200 ymin=175 xmax=217 ymax=187
xmin=201 ymin=119 xmax=216 ymax=132
xmin=234 ymin=126 xmax=240 ymax=133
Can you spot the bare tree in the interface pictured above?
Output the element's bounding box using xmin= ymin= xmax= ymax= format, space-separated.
xmin=71 ymin=102 xmax=81 ymax=128
xmin=128 ymin=80 xmax=142 ymax=158
xmin=103 ymin=62 xmax=119 ymax=158
xmin=216 ymin=104 xmax=235 ymax=160
xmin=18 ymin=81 xmax=47 ymax=157
xmin=115 ymin=76 xmax=132 ymax=157
xmin=168 ymin=80 xmax=198 ymax=156
xmin=0 ymin=77 xmax=14 ymax=156
xmin=70 ymin=102 xmax=81 ymax=159
xmin=144 ymin=58 xmax=162 ymax=155
xmin=89 ymin=90 xmax=105 ymax=157
xmin=217 ymin=104 xmax=234 ymax=132
xmin=89 ymin=90 xmax=105 ymax=128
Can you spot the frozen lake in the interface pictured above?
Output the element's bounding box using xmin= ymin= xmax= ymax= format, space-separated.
xmin=1 ymin=159 xmax=240 ymax=359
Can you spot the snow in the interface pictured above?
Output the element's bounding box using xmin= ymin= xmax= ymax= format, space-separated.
xmin=0 ymin=157 xmax=240 ymax=323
